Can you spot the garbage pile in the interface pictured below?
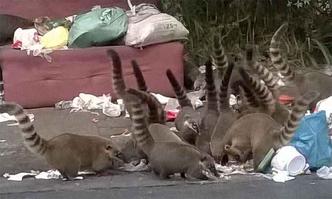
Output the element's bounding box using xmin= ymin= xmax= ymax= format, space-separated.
xmin=9 ymin=0 xmax=189 ymax=61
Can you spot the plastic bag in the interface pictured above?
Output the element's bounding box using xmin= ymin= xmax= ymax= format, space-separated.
xmin=68 ymin=7 xmax=128 ymax=48
xmin=124 ymin=3 xmax=189 ymax=47
xmin=40 ymin=26 xmax=69 ymax=49
xmin=290 ymin=111 xmax=332 ymax=169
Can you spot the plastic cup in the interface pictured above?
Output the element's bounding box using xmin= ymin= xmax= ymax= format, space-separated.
xmin=271 ymin=146 xmax=306 ymax=176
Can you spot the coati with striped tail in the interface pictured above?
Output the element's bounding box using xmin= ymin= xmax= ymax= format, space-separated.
xmin=166 ymin=69 xmax=201 ymax=145
xmin=195 ymin=59 xmax=219 ymax=154
xmin=107 ymin=49 xmax=149 ymax=116
xmin=126 ymin=88 xmax=165 ymax=124
xmin=0 ymin=102 xmax=124 ymax=179
xmin=270 ymin=23 xmax=332 ymax=109
xmin=125 ymin=89 xmax=218 ymax=180
xmin=216 ymin=90 xmax=320 ymax=169
xmin=238 ymin=68 xmax=291 ymax=125
xmin=210 ymin=62 xmax=239 ymax=159
xmin=110 ymin=88 xmax=165 ymax=164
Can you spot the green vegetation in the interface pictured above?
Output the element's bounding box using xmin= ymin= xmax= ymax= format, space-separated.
xmin=161 ymin=0 xmax=332 ymax=69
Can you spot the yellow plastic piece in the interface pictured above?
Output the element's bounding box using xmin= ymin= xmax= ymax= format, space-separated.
xmin=40 ymin=26 xmax=69 ymax=49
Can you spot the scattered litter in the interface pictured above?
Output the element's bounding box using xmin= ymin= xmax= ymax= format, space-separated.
xmin=291 ymin=111 xmax=332 ymax=169
xmin=91 ymin=118 xmax=99 ymax=123
xmin=271 ymin=146 xmax=306 ymax=176
xmin=3 ymin=171 xmax=38 ymax=181
xmin=55 ymin=93 xmax=122 ymax=117
xmin=121 ymin=159 xmax=150 ymax=172
xmin=0 ymin=113 xmax=34 ymax=126
xmin=3 ymin=170 xmax=95 ymax=181
xmin=271 ymin=169 xmax=295 ymax=183
xmin=55 ymin=100 xmax=72 ymax=109
xmin=215 ymin=162 xmax=254 ymax=176
xmin=187 ymin=91 xmax=204 ymax=109
xmin=317 ymin=166 xmax=332 ymax=179
xmin=35 ymin=170 xmax=61 ymax=180
xmin=151 ymin=93 xmax=170 ymax=105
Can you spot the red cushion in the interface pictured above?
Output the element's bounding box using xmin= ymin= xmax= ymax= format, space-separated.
xmin=0 ymin=42 xmax=184 ymax=108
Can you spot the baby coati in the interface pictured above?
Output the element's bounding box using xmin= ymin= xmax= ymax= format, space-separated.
xmin=210 ymin=62 xmax=239 ymax=159
xmin=0 ymin=102 xmax=124 ymax=179
xmin=270 ymin=23 xmax=332 ymax=109
xmin=216 ymin=90 xmax=320 ymax=170
xmin=195 ymin=60 xmax=219 ymax=154
xmin=166 ymin=69 xmax=201 ymax=145
xmin=125 ymin=90 xmax=218 ymax=180
xmin=0 ymin=14 xmax=33 ymax=45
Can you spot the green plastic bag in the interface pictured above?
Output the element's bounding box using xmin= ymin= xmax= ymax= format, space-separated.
xmin=68 ymin=7 xmax=128 ymax=48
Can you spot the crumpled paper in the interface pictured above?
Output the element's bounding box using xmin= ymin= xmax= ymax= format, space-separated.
xmin=55 ymin=93 xmax=122 ymax=117
xmin=317 ymin=166 xmax=332 ymax=179
xmin=0 ymin=113 xmax=34 ymax=126
xmin=121 ymin=159 xmax=150 ymax=172
xmin=271 ymin=169 xmax=295 ymax=183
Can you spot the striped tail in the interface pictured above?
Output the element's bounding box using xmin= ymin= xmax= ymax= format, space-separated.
xmin=269 ymin=23 xmax=295 ymax=81
xmin=239 ymin=68 xmax=276 ymax=114
xmin=107 ymin=49 xmax=126 ymax=97
xmin=0 ymin=103 xmax=47 ymax=155
xmin=233 ymin=80 xmax=260 ymax=109
xmin=278 ymin=90 xmax=320 ymax=146
xmin=131 ymin=60 xmax=148 ymax=92
xmin=213 ymin=34 xmax=229 ymax=78
xmin=205 ymin=59 xmax=218 ymax=112
xmin=246 ymin=47 xmax=279 ymax=96
xmin=218 ymin=62 xmax=234 ymax=110
xmin=125 ymin=91 xmax=154 ymax=155
xmin=126 ymin=88 xmax=165 ymax=124
xmin=166 ymin=69 xmax=191 ymax=107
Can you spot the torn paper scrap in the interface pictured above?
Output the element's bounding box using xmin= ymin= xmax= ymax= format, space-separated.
xmin=121 ymin=159 xmax=150 ymax=172
xmin=317 ymin=166 xmax=332 ymax=179
xmin=3 ymin=171 xmax=38 ymax=181
xmin=0 ymin=113 xmax=34 ymax=125
xmin=271 ymin=169 xmax=295 ymax=183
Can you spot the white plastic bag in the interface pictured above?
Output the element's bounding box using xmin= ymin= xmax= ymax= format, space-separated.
xmin=124 ymin=1 xmax=189 ymax=47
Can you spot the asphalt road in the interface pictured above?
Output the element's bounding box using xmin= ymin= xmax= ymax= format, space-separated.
xmin=0 ymin=108 xmax=332 ymax=199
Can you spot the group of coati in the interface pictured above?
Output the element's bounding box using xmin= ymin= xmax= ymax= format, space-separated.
xmin=0 ymin=23 xmax=327 ymax=180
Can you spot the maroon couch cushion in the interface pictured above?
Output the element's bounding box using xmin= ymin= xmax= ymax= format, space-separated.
xmin=0 ymin=42 xmax=184 ymax=108
xmin=0 ymin=0 xmax=161 ymax=19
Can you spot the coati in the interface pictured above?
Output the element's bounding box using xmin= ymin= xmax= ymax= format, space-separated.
xmin=238 ymin=68 xmax=290 ymax=124
xmin=166 ymin=69 xmax=201 ymax=145
xmin=245 ymin=47 xmax=280 ymax=97
xmin=110 ymin=88 xmax=166 ymax=164
xmin=125 ymin=90 xmax=218 ymax=180
xmin=210 ymin=62 xmax=239 ymax=159
xmin=270 ymin=23 xmax=332 ymax=109
xmin=0 ymin=14 xmax=33 ymax=45
xmin=0 ymin=102 xmax=124 ymax=179
xmin=195 ymin=60 xmax=219 ymax=154
xmin=239 ymin=66 xmax=290 ymax=125
xmin=216 ymin=90 xmax=320 ymax=170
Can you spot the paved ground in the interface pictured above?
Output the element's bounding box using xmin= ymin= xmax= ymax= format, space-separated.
xmin=0 ymin=107 xmax=332 ymax=199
